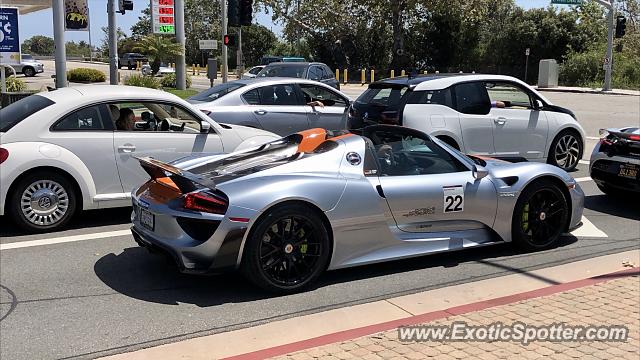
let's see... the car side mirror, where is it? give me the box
[200,121,211,133]
[472,165,489,181]
[535,99,544,110]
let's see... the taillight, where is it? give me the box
[0,148,8,164]
[629,134,640,141]
[183,191,228,214]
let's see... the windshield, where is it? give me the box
[257,65,306,78]
[188,82,246,102]
[0,95,55,132]
[356,86,408,107]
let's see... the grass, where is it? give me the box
[165,88,198,99]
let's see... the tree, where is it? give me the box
[133,35,184,74]
[99,26,127,57]
[131,7,151,39]
[66,40,91,57]
[240,24,278,65]
[21,35,55,55]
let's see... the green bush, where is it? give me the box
[124,74,161,89]
[4,76,27,92]
[160,73,192,89]
[66,68,106,83]
[560,46,640,90]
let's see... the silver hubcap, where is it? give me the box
[554,134,580,169]
[21,180,69,226]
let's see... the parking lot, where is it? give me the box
[0,87,638,359]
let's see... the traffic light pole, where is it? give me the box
[107,0,118,85]
[175,0,186,90]
[221,0,228,83]
[604,5,614,91]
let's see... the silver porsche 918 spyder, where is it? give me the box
[130,125,584,293]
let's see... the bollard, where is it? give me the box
[391,70,395,78]
[343,69,348,84]
[371,69,375,83]
[136,61,140,70]
[361,69,366,85]
[435,70,440,74]
[197,65,200,76]
[401,70,405,76]
[336,69,340,81]
[424,70,428,74]
[192,64,196,75]
[117,71,121,84]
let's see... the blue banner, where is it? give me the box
[0,7,20,64]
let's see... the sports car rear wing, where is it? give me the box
[600,128,640,142]
[137,156,216,193]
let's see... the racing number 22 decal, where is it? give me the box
[443,185,464,213]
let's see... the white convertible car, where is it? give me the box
[0,86,279,232]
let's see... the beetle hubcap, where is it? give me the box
[21,180,69,226]
[554,134,580,169]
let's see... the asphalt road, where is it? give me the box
[1,162,639,359]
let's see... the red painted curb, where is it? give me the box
[223,268,639,360]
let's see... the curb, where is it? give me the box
[222,267,640,360]
[536,88,640,96]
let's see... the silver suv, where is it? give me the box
[7,54,44,77]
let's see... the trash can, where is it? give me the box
[538,59,559,88]
[1,92,35,107]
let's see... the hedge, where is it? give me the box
[66,68,106,83]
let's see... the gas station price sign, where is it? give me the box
[151,0,175,34]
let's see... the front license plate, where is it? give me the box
[139,208,155,231]
[618,164,638,179]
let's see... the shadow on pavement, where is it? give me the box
[0,207,132,237]
[585,194,640,221]
[95,236,577,306]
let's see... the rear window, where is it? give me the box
[188,82,246,102]
[258,65,306,78]
[356,86,409,107]
[0,95,55,132]
[406,88,453,107]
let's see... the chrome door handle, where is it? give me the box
[118,144,136,153]
[254,109,267,115]
[494,117,507,126]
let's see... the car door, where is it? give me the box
[485,81,549,160]
[452,81,495,155]
[112,101,223,193]
[242,83,311,136]
[366,127,497,234]
[298,83,349,131]
[49,104,123,197]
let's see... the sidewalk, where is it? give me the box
[267,272,639,360]
[534,86,640,97]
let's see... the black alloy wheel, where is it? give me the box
[241,204,330,293]
[512,180,568,251]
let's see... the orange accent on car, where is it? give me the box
[138,179,182,204]
[297,128,328,153]
[156,176,179,191]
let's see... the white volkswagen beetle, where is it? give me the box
[0,85,279,232]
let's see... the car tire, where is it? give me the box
[511,179,568,252]
[9,171,77,233]
[240,204,331,294]
[22,67,36,77]
[548,130,582,171]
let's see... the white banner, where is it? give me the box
[64,0,90,32]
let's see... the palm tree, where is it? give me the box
[134,35,184,75]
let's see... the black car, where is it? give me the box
[118,53,147,70]
[590,127,640,195]
[256,62,340,90]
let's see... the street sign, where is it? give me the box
[525,48,530,56]
[550,0,583,5]
[0,7,20,65]
[64,0,90,31]
[199,40,218,50]
[151,0,175,34]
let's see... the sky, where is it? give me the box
[13,0,565,47]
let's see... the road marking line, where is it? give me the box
[579,159,590,165]
[568,215,607,238]
[0,229,131,251]
[574,176,592,182]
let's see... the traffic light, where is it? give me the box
[227,0,241,27]
[615,16,626,38]
[118,0,133,15]
[240,0,253,26]
[224,34,236,47]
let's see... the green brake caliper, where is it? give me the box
[522,203,530,233]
